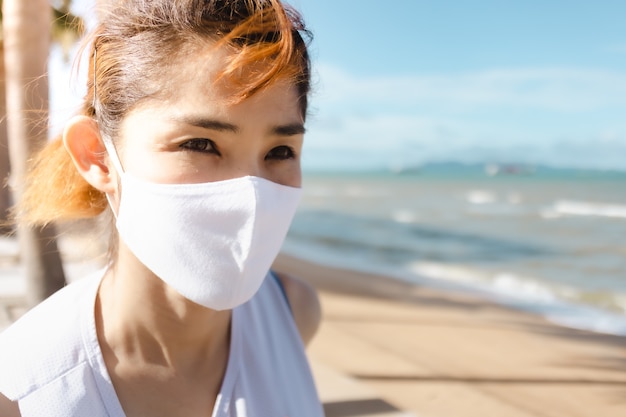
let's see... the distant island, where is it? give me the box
[388,161,626,179]
[304,161,626,179]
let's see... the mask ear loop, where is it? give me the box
[101,136,125,178]
[102,138,124,221]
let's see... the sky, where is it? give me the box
[292,0,626,172]
[51,0,626,172]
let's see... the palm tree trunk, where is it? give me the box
[0,41,13,234]
[3,0,66,306]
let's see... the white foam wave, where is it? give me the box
[409,263,555,302]
[492,273,556,302]
[550,200,626,219]
[410,262,491,284]
[466,190,497,205]
[391,209,418,223]
[408,261,626,336]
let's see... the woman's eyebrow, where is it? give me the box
[273,123,306,136]
[171,116,304,136]
[174,116,239,133]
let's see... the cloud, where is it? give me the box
[303,64,626,171]
[313,64,626,113]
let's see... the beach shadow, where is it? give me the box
[503,320,626,381]
[350,374,626,386]
[525,323,626,350]
[323,398,401,417]
[323,315,515,328]
[556,356,626,379]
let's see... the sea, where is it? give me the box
[282,163,626,336]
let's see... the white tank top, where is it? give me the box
[0,270,323,417]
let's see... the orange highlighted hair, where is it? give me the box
[18,0,311,226]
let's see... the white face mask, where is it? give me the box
[103,139,302,311]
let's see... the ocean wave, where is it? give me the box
[546,200,626,219]
[464,190,524,205]
[408,262,559,303]
[464,190,529,217]
[465,190,497,204]
[492,272,557,302]
[290,210,550,263]
[407,261,626,335]
[391,209,418,223]
[283,238,626,336]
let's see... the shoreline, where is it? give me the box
[273,252,626,417]
[274,252,626,339]
[278,248,626,337]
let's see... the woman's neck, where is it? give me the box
[96,245,231,374]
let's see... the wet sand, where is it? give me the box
[273,253,626,417]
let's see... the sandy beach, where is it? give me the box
[273,253,626,417]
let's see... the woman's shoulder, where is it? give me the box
[0,272,102,401]
[272,271,321,346]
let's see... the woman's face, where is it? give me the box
[112,53,304,188]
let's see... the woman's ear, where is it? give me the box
[63,115,117,194]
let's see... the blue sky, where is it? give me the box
[52,1,626,172]
[291,0,626,171]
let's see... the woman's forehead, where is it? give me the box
[121,78,302,132]
[158,43,277,103]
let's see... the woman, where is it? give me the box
[0,0,323,415]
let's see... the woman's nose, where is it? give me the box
[230,158,267,180]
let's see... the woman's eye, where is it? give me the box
[265,145,295,161]
[180,138,220,155]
